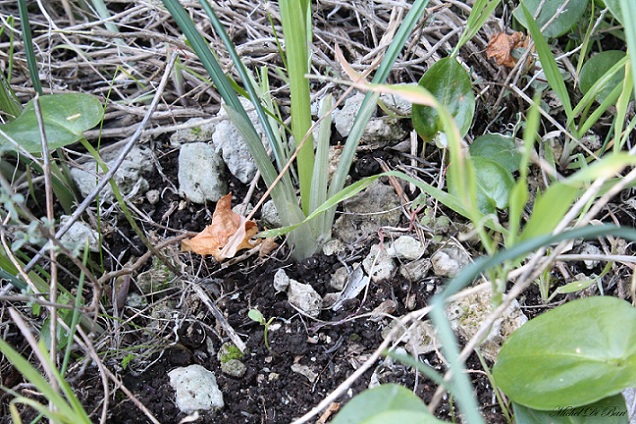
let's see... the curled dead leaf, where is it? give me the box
[486,31,528,68]
[182,193,260,261]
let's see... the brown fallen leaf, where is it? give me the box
[181,193,260,261]
[486,31,527,68]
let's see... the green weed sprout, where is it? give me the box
[248,308,275,352]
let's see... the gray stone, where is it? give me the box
[178,142,226,203]
[291,363,318,383]
[322,239,345,256]
[169,118,216,146]
[220,359,246,378]
[361,117,407,149]
[261,200,281,228]
[273,269,290,293]
[431,246,470,277]
[329,266,349,291]
[59,216,99,253]
[70,146,153,202]
[333,93,366,138]
[363,244,396,282]
[447,289,528,362]
[212,98,267,184]
[399,258,431,281]
[388,236,425,260]
[168,364,224,414]
[287,279,323,317]
[333,180,402,244]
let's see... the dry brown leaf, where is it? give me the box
[486,31,527,68]
[181,193,260,261]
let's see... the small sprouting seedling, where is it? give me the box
[248,308,275,351]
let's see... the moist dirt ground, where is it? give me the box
[1,1,635,424]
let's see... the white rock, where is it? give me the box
[273,269,290,293]
[287,279,323,317]
[70,146,153,202]
[363,244,396,282]
[447,289,528,362]
[168,364,224,414]
[178,142,227,203]
[388,236,425,260]
[212,98,267,184]
[431,246,470,277]
[579,243,601,269]
[59,216,99,252]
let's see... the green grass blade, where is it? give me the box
[0,71,21,120]
[195,0,289,176]
[619,0,636,99]
[0,338,83,421]
[309,94,332,235]
[279,0,314,215]
[520,2,573,120]
[452,0,502,57]
[327,0,431,226]
[17,0,42,95]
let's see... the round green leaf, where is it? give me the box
[0,93,103,153]
[469,134,522,173]
[331,384,443,424]
[512,394,628,424]
[472,156,515,214]
[412,57,475,141]
[579,51,627,103]
[513,0,590,38]
[493,297,636,411]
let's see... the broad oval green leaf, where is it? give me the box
[493,296,636,411]
[512,394,628,424]
[579,51,626,103]
[469,134,522,173]
[513,0,590,38]
[331,383,445,424]
[412,57,475,142]
[0,93,103,153]
[472,156,514,214]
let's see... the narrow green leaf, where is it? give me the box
[327,0,430,229]
[453,0,502,56]
[493,297,636,410]
[520,2,573,119]
[279,0,314,214]
[520,183,579,241]
[619,0,636,100]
